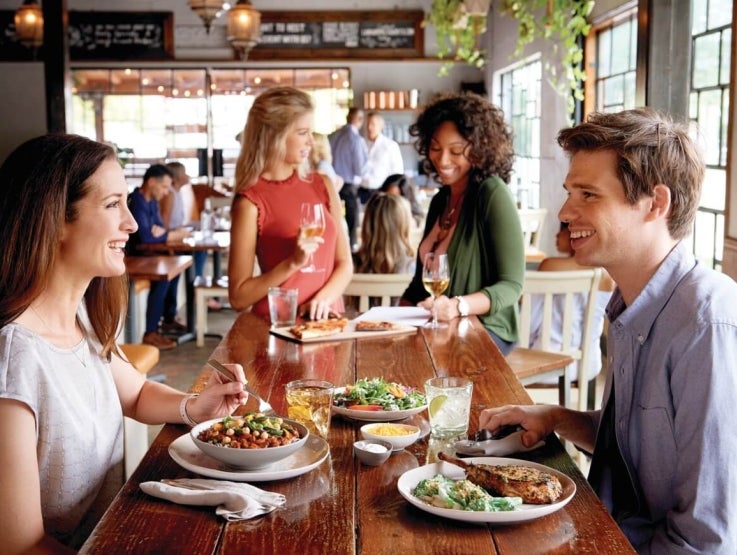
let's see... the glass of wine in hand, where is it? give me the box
[299,202,326,273]
[422,252,450,328]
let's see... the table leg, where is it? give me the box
[125,282,137,343]
[174,265,196,345]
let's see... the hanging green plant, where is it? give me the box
[424,0,488,76]
[499,0,595,116]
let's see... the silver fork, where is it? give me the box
[206,359,276,416]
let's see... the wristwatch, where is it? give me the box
[455,295,470,317]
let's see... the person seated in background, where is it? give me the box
[481,108,737,553]
[308,132,343,193]
[355,192,415,275]
[526,221,616,403]
[163,161,223,311]
[379,173,425,227]
[0,133,248,552]
[128,164,191,350]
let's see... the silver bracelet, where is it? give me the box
[179,393,200,427]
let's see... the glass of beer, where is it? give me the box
[422,252,449,328]
[285,379,334,439]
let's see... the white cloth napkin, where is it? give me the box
[453,430,545,457]
[140,478,286,521]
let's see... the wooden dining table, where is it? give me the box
[133,233,229,343]
[123,255,193,344]
[81,312,634,554]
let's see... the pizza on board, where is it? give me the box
[354,320,400,332]
[289,317,349,340]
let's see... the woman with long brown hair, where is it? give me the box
[0,134,247,553]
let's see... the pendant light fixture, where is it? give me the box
[227,0,261,60]
[188,0,226,33]
[14,0,43,48]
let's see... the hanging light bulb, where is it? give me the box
[14,0,43,48]
[227,0,261,60]
[188,0,226,33]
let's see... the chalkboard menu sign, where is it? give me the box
[68,11,174,61]
[249,10,424,60]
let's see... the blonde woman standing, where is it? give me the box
[228,86,352,321]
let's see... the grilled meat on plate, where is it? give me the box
[438,452,563,504]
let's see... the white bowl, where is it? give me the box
[360,423,421,452]
[191,416,309,470]
[353,439,392,466]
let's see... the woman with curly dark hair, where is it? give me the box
[400,92,525,353]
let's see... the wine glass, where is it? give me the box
[422,252,450,328]
[299,203,326,273]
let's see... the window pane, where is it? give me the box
[597,28,612,77]
[698,89,724,166]
[604,75,625,107]
[692,33,721,88]
[708,0,733,28]
[610,23,630,74]
[720,28,732,85]
[691,0,708,34]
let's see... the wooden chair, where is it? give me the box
[518,208,548,250]
[507,268,602,410]
[343,273,413,312]
[119,343,159,479]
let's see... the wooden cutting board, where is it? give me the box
[269,322,418,343]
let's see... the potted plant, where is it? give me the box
[499,0,594,116]
[424,0,490,75]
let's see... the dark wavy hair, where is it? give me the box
[0,133,127,358]
[410,91,515,186]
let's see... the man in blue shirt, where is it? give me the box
[128,164,190,349]
[480,108,737,554]
[329,107,367,250]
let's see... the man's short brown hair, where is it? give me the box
[557,108,705,240]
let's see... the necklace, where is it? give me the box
[30,305,88,367]
[440,192,465,230]
[430,192,466,253]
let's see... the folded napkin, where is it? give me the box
[140,478,286,521]
[453,430,545,457]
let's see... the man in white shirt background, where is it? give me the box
[358,111,404,205]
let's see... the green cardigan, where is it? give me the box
[403,176,525,342]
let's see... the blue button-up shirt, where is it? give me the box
[593,242,737,554]
[329,124,367,186]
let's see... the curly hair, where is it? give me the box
[410,91,515,186]
[557,108,704,240]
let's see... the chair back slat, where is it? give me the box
[344,273,413,312]
[515,268,603,410]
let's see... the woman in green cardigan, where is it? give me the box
[400,92,525,354]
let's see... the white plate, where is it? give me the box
[397,457,576,523]
[168,433,329,482]
[332,387,427,422]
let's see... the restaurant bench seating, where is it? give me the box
[120,343,159,479]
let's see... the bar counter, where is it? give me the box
[81,312,634,554]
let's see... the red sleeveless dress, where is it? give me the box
[241,171,345,319]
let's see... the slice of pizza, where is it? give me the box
[290,317,349,340]
[354,320,399,332]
